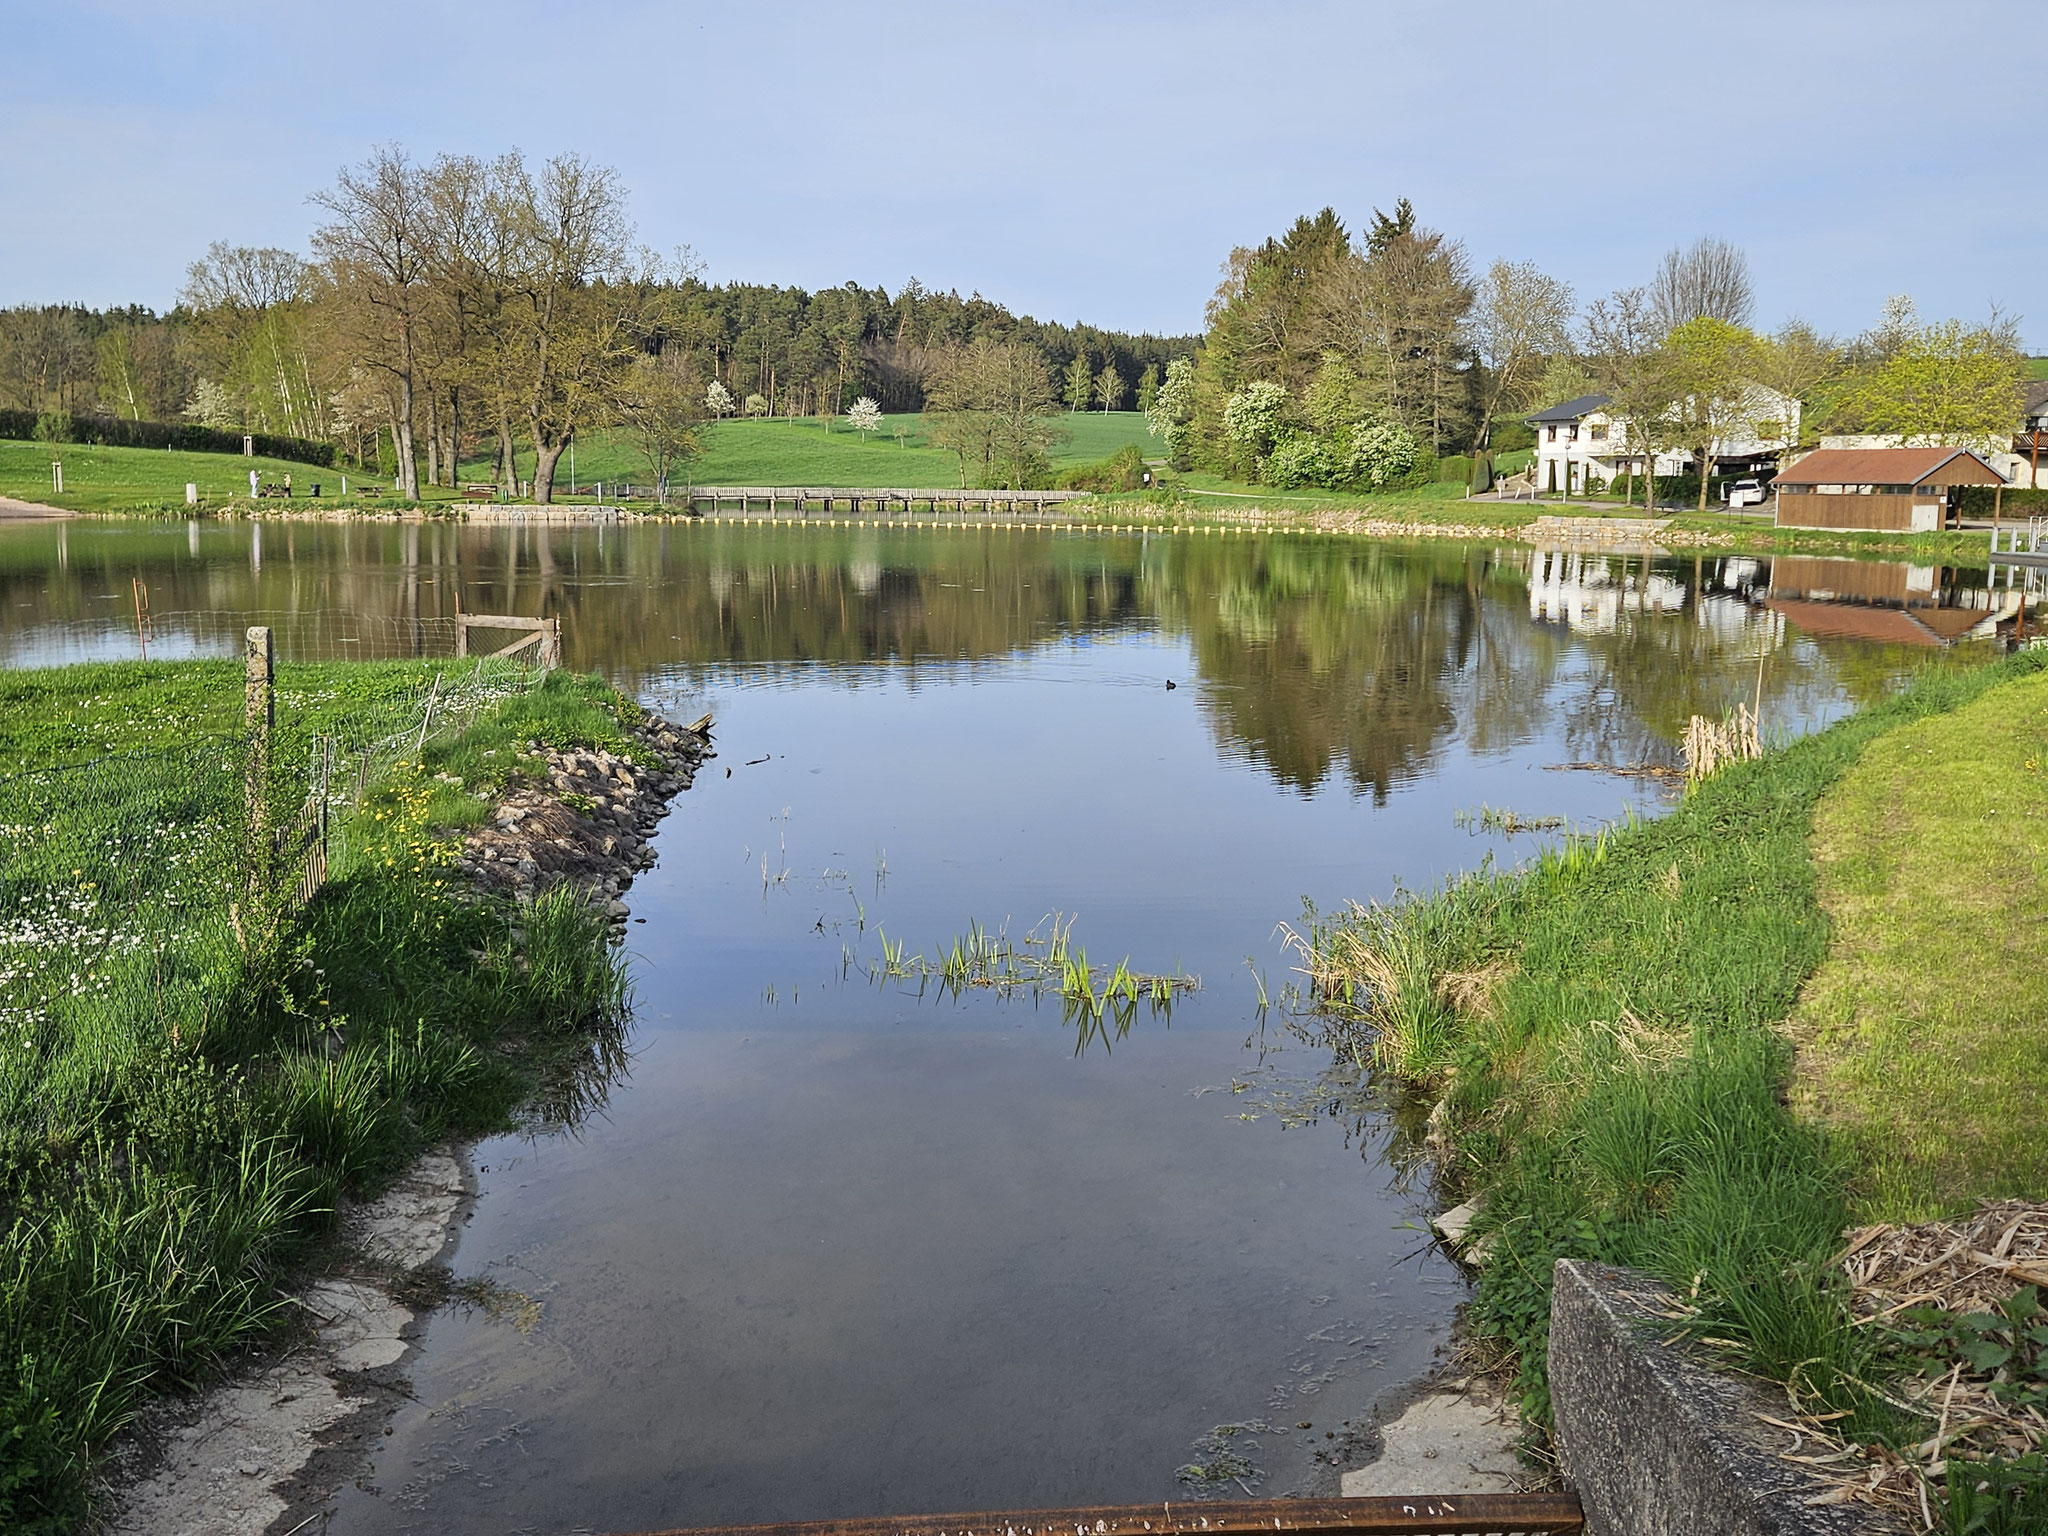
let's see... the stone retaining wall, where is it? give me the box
[1549,1260,1907,1536]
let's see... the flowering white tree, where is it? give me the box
[182,378,238,429]
[847,396,883,440]
[704,379,735,418]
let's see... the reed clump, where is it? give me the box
[869,913,1197,1053]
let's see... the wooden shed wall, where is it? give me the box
[1769,557,1916,603]
[1775,492,1925,532]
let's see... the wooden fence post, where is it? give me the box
[245,625,274,889]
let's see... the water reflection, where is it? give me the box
[1,521,2012,810]
[1766,554,2037,647]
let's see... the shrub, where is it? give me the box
[1263,431,1335,489]
[1338,420,1421,489]
[0,408,334,467]
[31,413,73,445]
[1055,443,1148,493]
[1223,381,1288,475]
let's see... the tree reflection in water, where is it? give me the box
[0,520,1952,802]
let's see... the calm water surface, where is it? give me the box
[0,519,2004,1534]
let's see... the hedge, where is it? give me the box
[0,410,335,468]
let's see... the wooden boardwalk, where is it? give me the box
[679,486,1086,517]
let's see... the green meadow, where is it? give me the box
[0,439,352,515]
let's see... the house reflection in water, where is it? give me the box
[1766,557,2030,646]
[1520,546,2043,652]
[1526,548,1687,632]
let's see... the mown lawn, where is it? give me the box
[465,412,1165,491]
[0,438,352,514]
[1789,664,2048,1220]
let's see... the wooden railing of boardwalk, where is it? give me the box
[680,486,1089,518]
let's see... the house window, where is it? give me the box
[1547,426,1557,442]
[1589,425,1607,441]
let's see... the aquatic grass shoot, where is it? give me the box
[862,913,1198,1052]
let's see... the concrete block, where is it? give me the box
[1548,1259,1907,1536]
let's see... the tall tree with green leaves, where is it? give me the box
[1664,316,1762,510]
[1135,363,1159,415]
[1146,355,1197,468]
[1830,305,2024,448]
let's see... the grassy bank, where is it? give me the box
[1292,649,2047,1476]
[7,426,2015,567]
[0,659,648,1531]
[1789,666,2048,1221]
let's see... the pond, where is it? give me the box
[0,518,2019,1534]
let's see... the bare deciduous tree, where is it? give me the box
[311,147,434,497]
[1472,259,1573,449]
[924,337,1061,489]
[1650,237,1754,337]
[1584,286,1676,510]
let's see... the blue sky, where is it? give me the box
[8,0,2043,346]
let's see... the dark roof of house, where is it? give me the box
[2023,380,2048,420]
[1525,394,1611,424]
[1775,446,2004,487]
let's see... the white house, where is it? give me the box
[1527,386,1800,496]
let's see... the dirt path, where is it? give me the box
[0,495,71,518]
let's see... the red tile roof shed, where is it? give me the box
[1776,447,2004,487]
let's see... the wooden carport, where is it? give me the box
[1773,446,2005,533]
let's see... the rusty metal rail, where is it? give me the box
[622,1493,1585,1536]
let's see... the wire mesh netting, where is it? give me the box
[0,654,548,1118]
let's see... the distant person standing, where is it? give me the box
[249,468,259,500]
[283,473,292,497]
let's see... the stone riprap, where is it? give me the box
[454,711,710,920]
